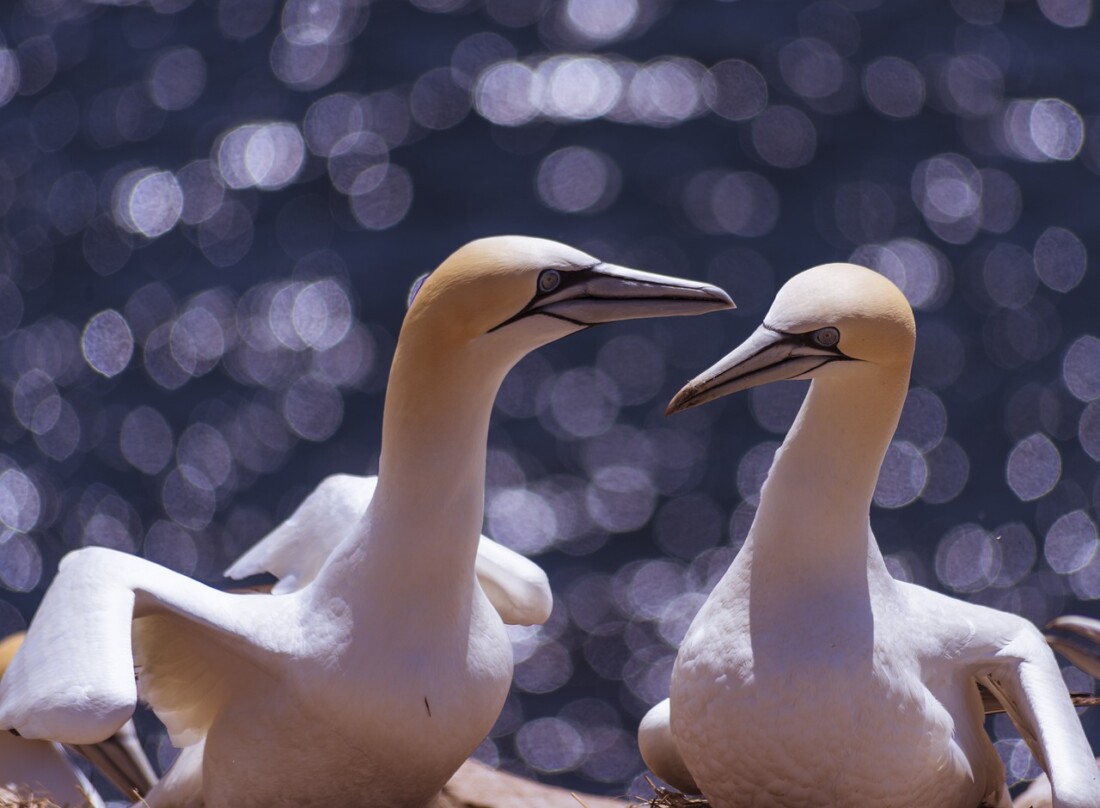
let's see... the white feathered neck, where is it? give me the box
[309,304,527,629]
[743,363,910,601]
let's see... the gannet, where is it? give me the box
[640,263,1100,808]
[0,632,156,807]
[225,474,553,626]
[0,236,732,808]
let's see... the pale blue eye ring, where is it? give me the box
[538,269,561,293]
[814,327,840,347]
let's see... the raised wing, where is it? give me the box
[3,630,158,800]
[474,535,552,626]
[1012,616,1100,808]
[979,621,1100,807]
[225,473,552,625]
[225,474,377,593]
[0,547,291,747]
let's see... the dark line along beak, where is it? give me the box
[1046,616,1100,679]
[666,324,851,415]
[490,263,733,333]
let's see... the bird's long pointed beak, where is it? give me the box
[531,263,733,325]
[666,324,840,415]
[1047,615,1100,678]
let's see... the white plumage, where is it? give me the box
[0,631,156,808]
[1011,616,1100,808]
[640,263,1100,808]
[225,473,553,626]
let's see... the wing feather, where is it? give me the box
[225,473,552,625]
[225,474,376,593]
[0,547,290,747]
[982,624,1100,807]
[474,537,552,626]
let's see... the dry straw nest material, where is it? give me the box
[637,782,710,807]
[0,786,67,808]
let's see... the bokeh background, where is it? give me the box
[0,0,1099,801]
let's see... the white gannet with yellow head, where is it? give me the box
[0,236,731,808]
[640,263,1100,808]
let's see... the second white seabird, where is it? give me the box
[640,263,1100,808]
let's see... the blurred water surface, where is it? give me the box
[0,0,1099,799]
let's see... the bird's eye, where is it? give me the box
[538,269,561,293]
[813,327,840,347]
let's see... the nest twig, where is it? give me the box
[634,777,710,807]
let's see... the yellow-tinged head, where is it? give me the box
[765,263,915,367]
[668,263,914,413]
[401,236,733,349]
